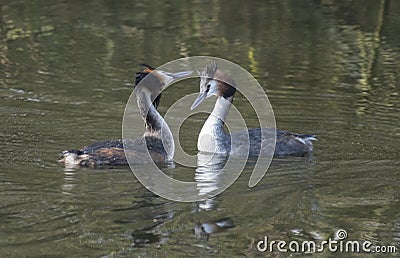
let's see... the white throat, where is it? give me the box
[197,96,231,155]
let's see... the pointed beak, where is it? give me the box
[153,70,192,87]
[191,91,207,110]
[169,70,193,79]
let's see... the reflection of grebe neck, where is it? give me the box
[198,96,232,155]
[136,90,174,160]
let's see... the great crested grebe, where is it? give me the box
[191,61,316,158]
[59,64,192,167]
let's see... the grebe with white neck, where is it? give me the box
[59,65,192,167]
[191,61,316,158]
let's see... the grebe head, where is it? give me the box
[191,61,236,110]
[135,64,192,104]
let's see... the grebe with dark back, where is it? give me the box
[59,65,192,167]
[191,61,316,158]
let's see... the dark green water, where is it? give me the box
[1,0,399,256]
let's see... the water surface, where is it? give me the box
[1,0,399,256]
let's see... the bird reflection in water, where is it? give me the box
[194,150,246,211]
[194,217,235,241]
[193,153,237,240]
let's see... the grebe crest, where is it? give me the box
[191,61,236,110]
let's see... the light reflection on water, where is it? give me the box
[1,0,399,256]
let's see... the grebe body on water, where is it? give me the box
[191,61,316,158]
[59,65,192,167]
